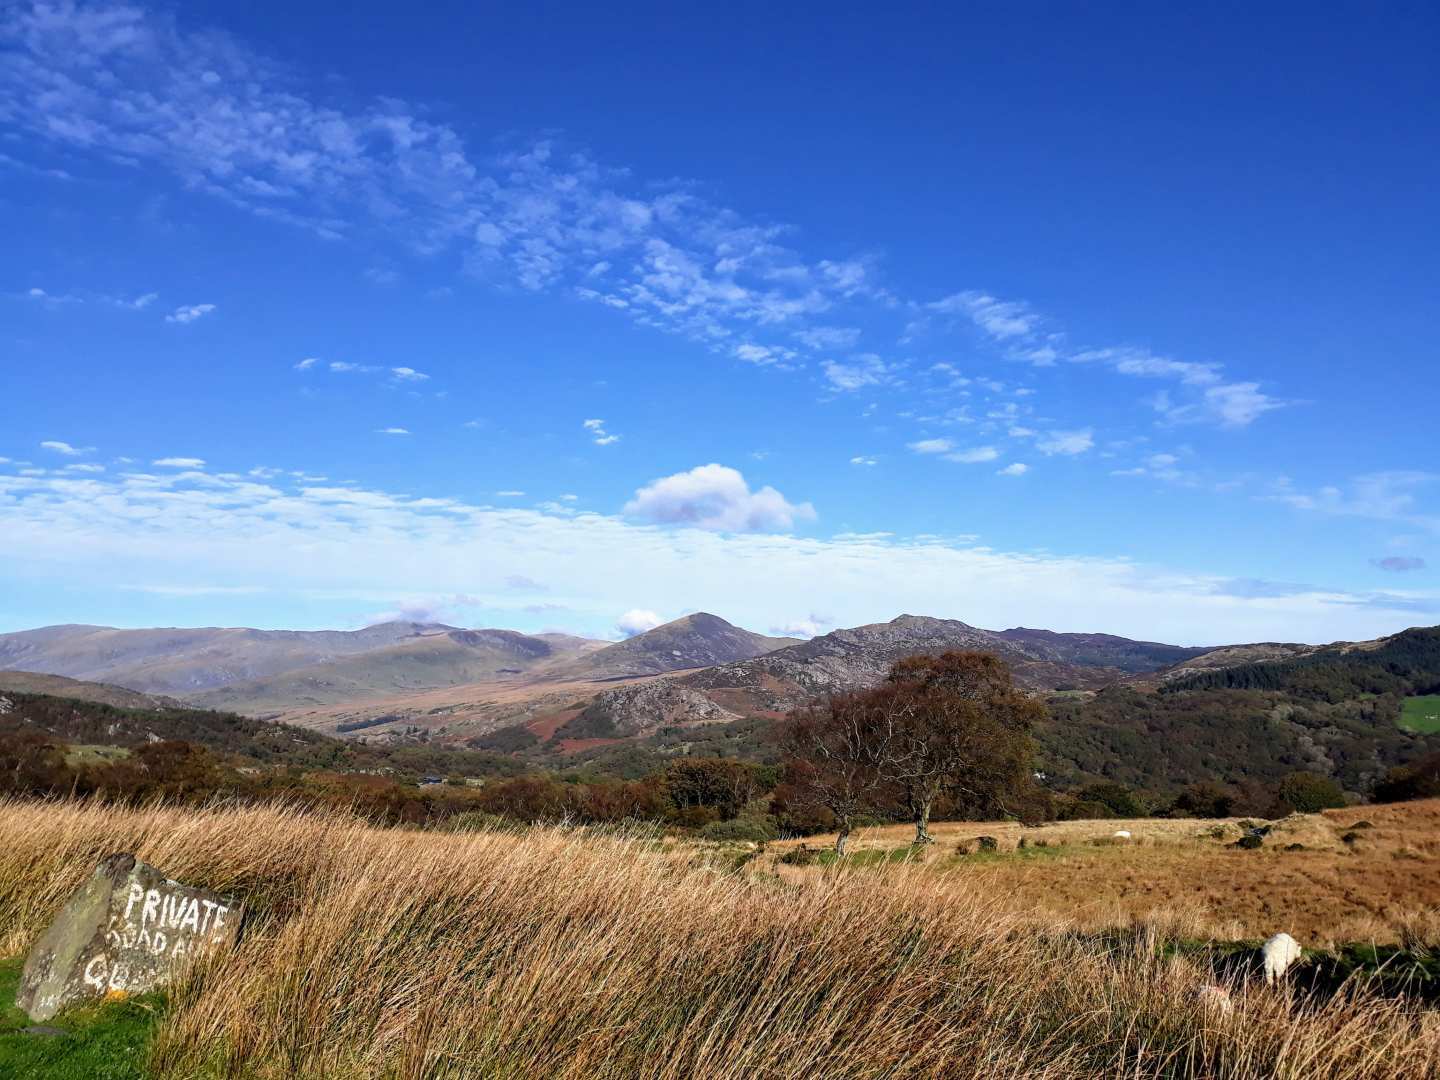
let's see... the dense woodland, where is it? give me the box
[1164,627,1440,700]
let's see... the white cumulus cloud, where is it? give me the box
[624,464,816,533]
[614,609,665,637]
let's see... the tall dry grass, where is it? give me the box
[1,798,1436,1079]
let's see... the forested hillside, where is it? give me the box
[1164,627,1440,700]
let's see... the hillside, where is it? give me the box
[0,670,183,710]
[1149,642,1319,683]
[1163,626,1440,699]
[495,620,1440,799]
[0,621,469,695]
[188,629,601,715]
[0,687,337,764]
[557,613,798,680]
[558,615,1212,741]
[0,686,525,783]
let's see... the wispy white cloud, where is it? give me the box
[733,343,796,366]
[0,0,1289,465]
[929,290,1039,340]
[152,456,205,468]
[23,286,81,305]
[850,455,878,467]
[624,464,815,533]
[40,440,92,456]
[108,291,159,310]
[944,446,1000,464]
[165,303,216,324]
[1111,452,1190,484]
[0,461,1428,642]
[821,354,891,391]
[935,289,1285,429]
[1266,472,1440,534]
[1036,429,1095,456]
[376,427,410,436]
[997,463,1029,477]
[908,438,954,455]
[793,326,861,350]
[1150,382,1286,428]
[301,359,432,388]
[582,418,620,446]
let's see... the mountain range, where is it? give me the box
[3,614,1437,796]
[0,611,1299,745]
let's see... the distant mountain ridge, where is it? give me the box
[555,615,1214,741]
[0,621,465,694]
[0,614,796,717]
[187,628,605,714]
[3,614,1402,754]
[561,613,799,680]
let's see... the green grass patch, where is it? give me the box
[0,957,162,1079]
[1400,695,1440,733]
[959,842,1073,864]
[62,744,132,767]
[816,847,921,868]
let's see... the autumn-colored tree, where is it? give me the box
[664,757,762,820]
[777,690,902,855]
[883,652,1043,844]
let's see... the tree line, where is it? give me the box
[4,650,1434,834]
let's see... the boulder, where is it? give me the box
[17,853,241,1021]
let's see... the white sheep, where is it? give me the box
[1112,830,1132,839]
[1261,932,1302,983]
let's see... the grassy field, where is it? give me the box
[0,957,160,1079]
[1402,695,1440,733]
[763,802,1440,945]
[0,800,1437,1078]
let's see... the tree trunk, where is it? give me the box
[835,821,851,857]
[913,800,934,845]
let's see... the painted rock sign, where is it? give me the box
[17,853,241,1021]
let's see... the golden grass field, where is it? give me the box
[761,800,1440,946]
[2,798,1438,1078]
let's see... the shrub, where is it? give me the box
[1375,754,1440,803]
[697,818,777,844]
[1055,798,1115,821]
[1273,772,1346,814]
[1171,781,1236,819]
[776,845,816,866]
[1075,782,1149,818]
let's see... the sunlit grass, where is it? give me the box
[0,799,1435,1079]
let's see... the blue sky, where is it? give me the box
[1,1,1437,644]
